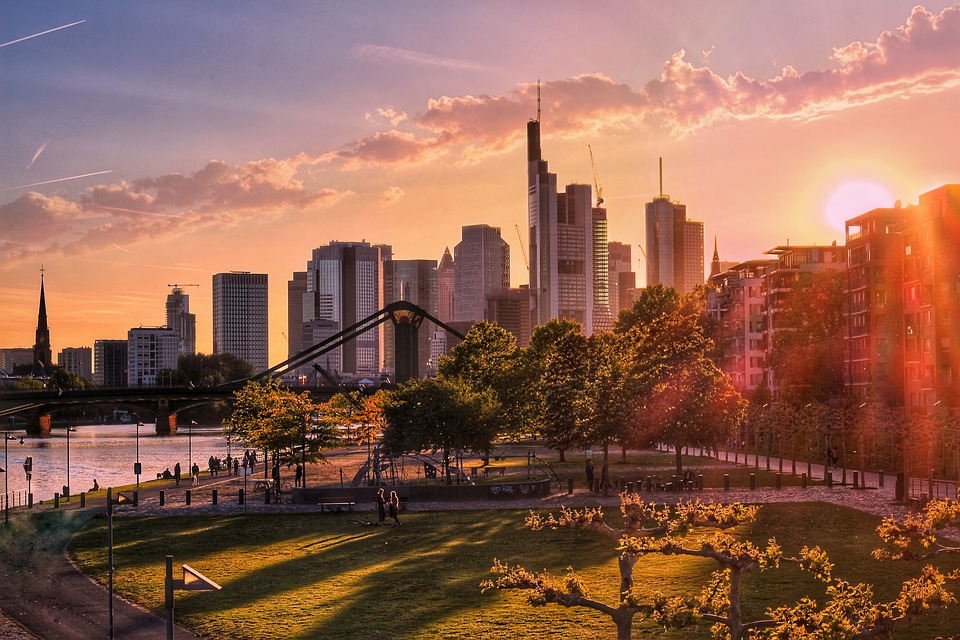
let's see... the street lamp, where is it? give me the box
[4,433,16,525]
[136,422,144,489]
[189,420,197,474]
[66,427,77,500]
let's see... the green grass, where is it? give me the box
[68,502,960,639]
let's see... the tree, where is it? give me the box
[541,331,589,462]
[439,321,536,439]
[224,378,331,467]
[164,352,255,388]
[49,367,92,390]
[767,269,846,403]
[525,318,584,442]
[614,284,684,334]
[584,331,634,478]
[382,376,500,484]
[484,495,956,640]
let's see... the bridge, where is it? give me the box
[1,301,465,435]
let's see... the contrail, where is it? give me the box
[0,20,86,48]
[26,140,50,169]
[1,170,113,192]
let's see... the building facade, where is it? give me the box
[383,258,439,376]
[437,247,455,324]
[453,224,510,323]
[212,272,269,371]
[127,327,179,387]
[645,194,704,295]
[94,339,128,388]
[57,347,92,379]
[608,241,636,324]
[165,286,197,357]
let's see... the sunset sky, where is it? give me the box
[2,1,959,368]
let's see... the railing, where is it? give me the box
[2,490,29,510]
[908,476,958,502]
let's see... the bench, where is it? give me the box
[253,479,275,491]
[483,466,506,477]
[319,497,356,512]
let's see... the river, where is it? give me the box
[1,422,238,502]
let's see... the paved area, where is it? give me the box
[0,446,951,639]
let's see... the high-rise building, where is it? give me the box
[94,339,128,387]
[127,327,179,387]
[453,224,510,323]
[33,271,52,376]
[608,241,636,324]
[287,271,308,360]
[301,242,387,376]
[58,347,92,379]
[486,286,532,347]
[644,163,704,294]
[212,272,269,371]
[527,113,594,333]
[383,259,439,376]
[437,248,455,324]
[592,207,612,333]
[165,285,197,357]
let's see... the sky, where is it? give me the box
[2,1,959,368]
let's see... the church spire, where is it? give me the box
[709,236,722,278]
[33,266,52,375]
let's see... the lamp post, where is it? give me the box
[66,427,77,499]
[189,420,197,474]
[4,434,16,525]
[136,422,144,489]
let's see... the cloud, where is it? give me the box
[378,186,405,207]
[1,157,350,262]
[325,4,960,167]
[354,44,489,71]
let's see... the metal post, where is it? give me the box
[136,422,142,489]
[165,555,174,640]
[4,434,15,525]
[108,487,114,639]
[66,427,76,499]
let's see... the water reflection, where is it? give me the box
[2,423,233,501]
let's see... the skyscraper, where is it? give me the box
[592,206,612,333]
[165,285,197,357]
[212,272,269,371]
[437,248,455,324]
[608,241,636,322]
[644,161,704,294]
[453,224,510,323]
[527,113,594,333]
[287,271,308,361]
[301,241,387,376]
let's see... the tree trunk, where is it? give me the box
[728,565,744,640]
[444,448,452,485]
[558,448,566,463]
[675,443,683,475]
[613,611,634,640]
[602,441,610,493]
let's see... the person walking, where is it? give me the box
[388,491,401,526]
[585,458,595,492]
[295,463,303,488]
[174,462,181,487]
[376,488,386,525]
[191,462,200,487]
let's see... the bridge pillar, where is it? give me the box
[390,307,424,384]
[155,398,178,434]
[25,413,52,436]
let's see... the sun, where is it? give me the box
[823,181,894,233]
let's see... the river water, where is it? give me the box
[1,423,237,502]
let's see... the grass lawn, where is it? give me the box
[69,502,960,639]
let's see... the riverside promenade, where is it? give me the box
[0,445,944,640]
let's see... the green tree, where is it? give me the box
[584,331,634,479]
[49,367,92,390]
[224,378,331,469]
[484,495,955,640]
[439,321,535,438]
[767,269,846,403]
[382,376,499,484]
[525,319,584,440]
[541,331,589,462]
[163,352,255,387]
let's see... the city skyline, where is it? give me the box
[2,2,959,366]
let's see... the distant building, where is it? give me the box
[591,207,612,333]
[57,347,92,379]
[453,224,510,324]
[0,348,34,374]
[127,328,179,387]
[33,271,53,376]
[486,286,531,347]
[645,163,704,295]
[607,241,636,324]
[300,242,387,377]
[527,113,595,333]
[437,248,455,324]
[165,286,197,357]
[94,340,128,388]
[287,271,308,361]
[212,272,269,371]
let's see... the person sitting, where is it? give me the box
[161,468,173,479]
[90,479,100,492]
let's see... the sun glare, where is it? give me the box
[823,181,894,233]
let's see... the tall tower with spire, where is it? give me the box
[710,236,722,278]
[33,267,52,375]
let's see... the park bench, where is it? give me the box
[319,496,356,512]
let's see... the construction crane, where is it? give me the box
[514,224,529,270]
[167,283,199,294]
[588,145,603,207]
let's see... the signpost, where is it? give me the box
[165,555,221,640]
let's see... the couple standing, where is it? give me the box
[376,488,401,526]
